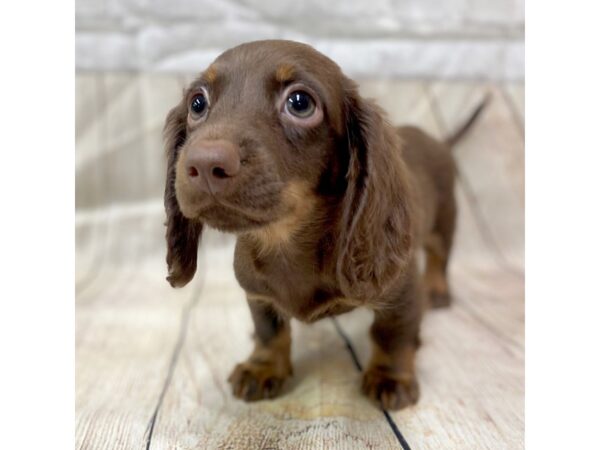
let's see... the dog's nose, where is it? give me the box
[185,140,241,194]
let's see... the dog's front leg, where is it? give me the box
[362,272,423,410]
[228,296,292,401]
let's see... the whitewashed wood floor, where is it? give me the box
[75,74,524,450]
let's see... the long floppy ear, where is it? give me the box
[164,98,203,288]
[336,81,414,300]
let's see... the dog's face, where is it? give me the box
[164,40,414,301]
[170,40,348,233]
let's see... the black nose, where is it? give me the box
[185,140,241,194]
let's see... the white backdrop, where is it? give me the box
[76,0,524,80]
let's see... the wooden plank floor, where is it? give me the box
[76,74,524,449]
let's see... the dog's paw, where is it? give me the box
[228,360,291,402]
[362,368,420,410]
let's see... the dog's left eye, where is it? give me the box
[190,93,208,117]
[286,91,316,118]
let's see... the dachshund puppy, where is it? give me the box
[163,40,486,410]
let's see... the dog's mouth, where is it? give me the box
[177,179,315,236]
[194,200,282,233]
[177,181,286,233]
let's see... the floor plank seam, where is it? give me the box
[143,280,204,450]
[331,317,363,372]
[330,317,412,450]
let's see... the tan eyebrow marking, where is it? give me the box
[203,65,218,83]
[275,63,295,83]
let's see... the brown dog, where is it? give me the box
[163,40,487,410]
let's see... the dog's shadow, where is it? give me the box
[280,310,373,398]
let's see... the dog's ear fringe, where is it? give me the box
[164,99,203,288]
[336,79,414,300]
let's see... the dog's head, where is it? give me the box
[164,40,413,299]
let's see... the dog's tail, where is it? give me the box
[444,93,491,148]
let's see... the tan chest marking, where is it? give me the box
[248,181,318,255]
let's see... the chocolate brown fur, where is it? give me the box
[163,40,487,410]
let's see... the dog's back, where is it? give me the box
[399,126,457,242]
[397,98,487,307]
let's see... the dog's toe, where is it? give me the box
[228,360,290,402]
[362,368,420,410]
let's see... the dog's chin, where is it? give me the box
[201,208,274,233]
[184,203,279,234]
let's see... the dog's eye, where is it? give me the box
[286,91,315,118]
[190,93,208,116]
